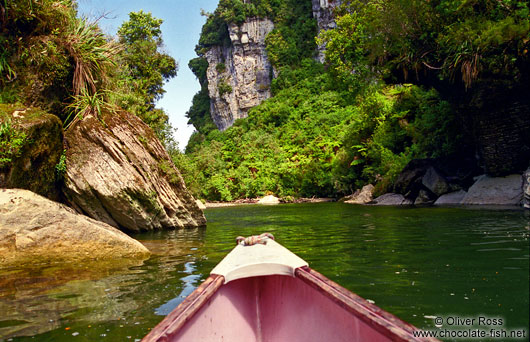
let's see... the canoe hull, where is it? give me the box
[143,267,438,342]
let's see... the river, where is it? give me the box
[0,204,528,341]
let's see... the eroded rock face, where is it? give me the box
[206,18,274,131]
[312,0,343,62]
[372,193,413,206]
[0,106,63,201]
[63,110,206,231]
[0,189,149,266]
[434,190,467,205]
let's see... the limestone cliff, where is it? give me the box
[63,110,206,232]
[206,18,274,131]
[204,3,341,131]
[312,0,342,62]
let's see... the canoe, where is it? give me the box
[143,234,439,342]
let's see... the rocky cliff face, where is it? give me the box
[205,3,341,131]
[312,0,342,62]
[63,110,206,232]
[206,18,274,131]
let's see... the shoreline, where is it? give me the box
[205,197,336,208]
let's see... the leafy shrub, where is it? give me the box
[216,62,227,73]
[218,80,233,96]
[177,60,461,200]
[0,120,28,168]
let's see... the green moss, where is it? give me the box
[159,160,180,186]
[0,105,64,200]
[130,190,163,216]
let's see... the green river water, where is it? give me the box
[0,204,529,341]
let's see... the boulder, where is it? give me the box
[414,189,436,206]
[434,190,467,205]
[461,174,523,205]
[422,167,450,197]
[523,168,530,209]
[0,189,150,266]
[372,193,413,206]
[393,159,432,198]
[345,184,374,204]
[63,110,206,231]
[258,195,280,205]
[0,105,63,201]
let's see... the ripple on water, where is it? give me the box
[0,204,528,341]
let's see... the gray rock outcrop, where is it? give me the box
[206,18,274,130]
[345,184,374,204]
[461,174,523,205]
[422,167,450,197]
[414,189,436,206]
[372,193,413,206]
[523,168,530,209]
[0,189,150,266]
[434,190,467,205]
[312,0,343,62]
[63,110,206,232]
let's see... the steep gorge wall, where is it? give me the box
[312,0,342,62]
[205,2,342,131]
[206,18,274,131]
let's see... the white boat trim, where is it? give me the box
[210,239,309,283]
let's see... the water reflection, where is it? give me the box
[0,205,528,342]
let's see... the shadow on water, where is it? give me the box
[0,204,528,341]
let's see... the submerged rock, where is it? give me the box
[461,174,523,205]
[63,110,206,231]
[0,105,63,201]
[372,193,413,206]
[345,184,374,204]
[0,189,150,266]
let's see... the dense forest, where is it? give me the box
[177,0,530,201]
[1,0,529,203]
[0,0,178,152]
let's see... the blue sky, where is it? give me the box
[77,0,219,149]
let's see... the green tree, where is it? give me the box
[319,0,530,89]
[115,11,178,144]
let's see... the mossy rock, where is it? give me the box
[63,109,206,231]
[0,104,64,201]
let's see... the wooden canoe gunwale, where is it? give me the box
[142,274,224,342]
[295,266,439,342]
